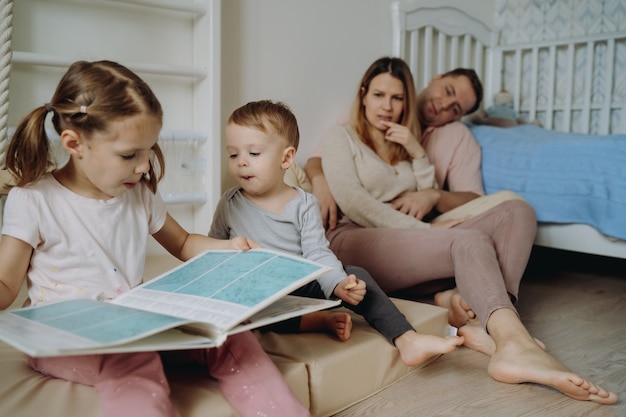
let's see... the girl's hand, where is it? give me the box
[334,274,366,305]
[380,121,426,159]
[230,236,261,250]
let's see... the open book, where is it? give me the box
[0,248,339,357]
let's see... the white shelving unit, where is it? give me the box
[9,0,221,235]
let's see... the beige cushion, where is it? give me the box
[258,298,447,417]
[0,256,448,417]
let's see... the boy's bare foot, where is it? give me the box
[394,331,464,367]
[487,309,618,405]
[300,310,353,341]
[325,311,352,341]
[459,320,546,356]
[434,288,476,328]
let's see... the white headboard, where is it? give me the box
[391,2,495,98]
[391,0,626,135]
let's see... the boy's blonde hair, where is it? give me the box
[228,100,299,149]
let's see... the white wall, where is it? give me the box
[10,0,495,197]
[6,0,494,238]
[220,0,493,190]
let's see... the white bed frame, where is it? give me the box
[391,0,626,259]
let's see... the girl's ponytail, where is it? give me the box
[5,105,55,187]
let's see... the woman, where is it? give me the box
[319,56,617,405]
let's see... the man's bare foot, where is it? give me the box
[488,339,618,404]
[394,331,464,366]
[299,310,353,341]
[459,320,546,356]
[434,288,476,328]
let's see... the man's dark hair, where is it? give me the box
[441,68,483,115]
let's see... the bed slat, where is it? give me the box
[622,101,626,133]
[462,34,472,68]
[449,35,459,69]
[513,49,522,114]
[545,45,556,130]
[563,44,575,132]
[529,47,539,121]
[601,39,615,135]
[408,30,419,86]
[581,41,594,134]
[437,31,446,74]
[473,41,484,83]
[423,26,433,88]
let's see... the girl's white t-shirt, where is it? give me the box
[2,174,167,306]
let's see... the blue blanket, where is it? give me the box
[469,124,626,240]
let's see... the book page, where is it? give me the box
[228,295,341,334]
[113,249,330,333]
[0,299,195,357]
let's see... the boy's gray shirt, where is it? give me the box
[209,186,345,299]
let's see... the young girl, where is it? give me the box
[0,60,310,417]
[209,100,463,366]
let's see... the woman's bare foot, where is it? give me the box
[459,320,546,356]
[434,288,476,328]
[488,339,618,404]
[487,309,618,404]
[394,331,464,366]
[299,310,353,341]
[458,320,496,355]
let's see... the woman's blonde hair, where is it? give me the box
[349,57,419,165]
[6,60,165,192]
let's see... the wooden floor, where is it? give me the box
[332,247,626,417]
